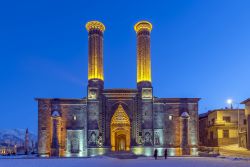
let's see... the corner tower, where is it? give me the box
[134,21,152,88]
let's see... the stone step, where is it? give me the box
[106,151,139,159]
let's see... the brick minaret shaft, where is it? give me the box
[85,21,105,147]
[134,21,153,88]
[86,21,105,88]
[135,21,154,146]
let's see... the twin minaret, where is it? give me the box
[134,21,153,87]
[85,20,152,87]
[85,21,105,83]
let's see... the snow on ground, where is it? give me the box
[220,144,250,158]
[0,157,249,167]
[222,144,249,152]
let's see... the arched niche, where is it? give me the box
[110,104,131,151]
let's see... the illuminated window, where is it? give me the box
[73,115,77,121]
[51,110,60,117]
[169,115,173,120]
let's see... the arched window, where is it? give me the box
[51,110,60,117]
[181,112,190,118]
[73,114,77,121]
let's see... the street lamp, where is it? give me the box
[227,99,233,109]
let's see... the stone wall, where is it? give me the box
[153,99,199,152]
[37,99,52,157]
[37,96,199,157]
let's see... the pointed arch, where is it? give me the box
[111,104,130,125]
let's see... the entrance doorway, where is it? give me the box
[116,134,126,151]
[110,104,130,151]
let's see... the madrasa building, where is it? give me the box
[36,20,200,157]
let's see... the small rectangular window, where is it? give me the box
[169,115,173,120]
[223,116,231,122]
[223,130,229,138]
[244,119,247,125]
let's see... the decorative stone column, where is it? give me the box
[181,112,190,155]
[51,119,59,156]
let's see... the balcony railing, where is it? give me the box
[208,120,238,127]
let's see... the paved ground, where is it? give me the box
[219,144,250,158]
[0,157,249,167]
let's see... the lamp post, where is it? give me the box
[227,99,240,147]
[227,99,233,109]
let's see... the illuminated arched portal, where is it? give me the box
[110,104,130,151]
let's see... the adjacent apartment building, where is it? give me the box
[199,109,247,148]
[241,98,250,149]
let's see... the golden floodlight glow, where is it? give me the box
[134,21,153,33]
[86,21,105,81]
[110,104,130,151]
[135,21,152,83]
[85,21,105,32]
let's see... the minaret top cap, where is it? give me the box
[134,21,153,33]
[86,21,105,32]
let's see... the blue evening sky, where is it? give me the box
[0,0,250,133]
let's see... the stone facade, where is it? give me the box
[36,20,200,157]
